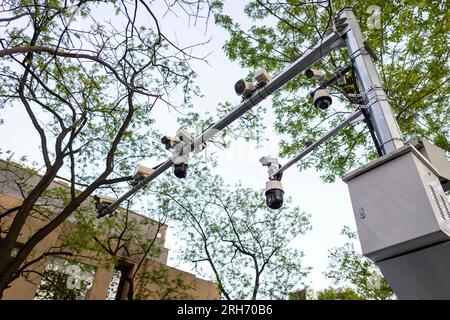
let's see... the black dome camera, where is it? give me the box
[265,180,284,209]
[174,163,188,179]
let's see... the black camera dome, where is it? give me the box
[174,163,188,179]
[265,189,284,209]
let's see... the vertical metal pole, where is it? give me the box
[338,8,404,154]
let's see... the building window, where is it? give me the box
[34,257,95,300]
[105,262,134,300]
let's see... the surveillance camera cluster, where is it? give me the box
[94,67,268,218]
[161,127,205,179]
[306,65,352,111]
[96,62,363,216]
[99,64,360,216]
[258,64,364,210]
[306,68,332,111]
[94,12,391,217]
[312,88,333,110]
[130,164,155,187]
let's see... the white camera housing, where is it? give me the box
[161,135,179,150]
[176,128,194,144]
[96,194,117,204]
[335,66,347,86]
[313,88,332,110]
[255,68,272,86]
[162,127,195,152]
[265,180,284,209]
[266,180,283,192]
[259,156,281,177]
[161,127,199,179]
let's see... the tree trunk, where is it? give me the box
[0,163,63,298]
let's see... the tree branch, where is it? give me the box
[0,45,160,97]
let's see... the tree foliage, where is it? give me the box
[153,164,311,300]
[0,164,197,300]
[324,226,395,300]
[61,204,168,300]
[213,0,449,182]
[134,266,195,300]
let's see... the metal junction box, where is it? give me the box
[343,141,450,299]
[343,143,450,261]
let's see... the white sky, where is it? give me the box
[0,1,359,292]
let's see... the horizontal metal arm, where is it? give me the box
[192,31,344,146]
[270,109,363,179]
[98,31,345,218]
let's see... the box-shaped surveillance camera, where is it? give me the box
[343,144,450,262]
[134,164,155,178]
[176,128,194,144]
[255,68,272,85]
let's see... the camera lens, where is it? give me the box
[305,69,315,78]
[234,79,246,95]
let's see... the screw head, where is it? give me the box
[359,207,366,219]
